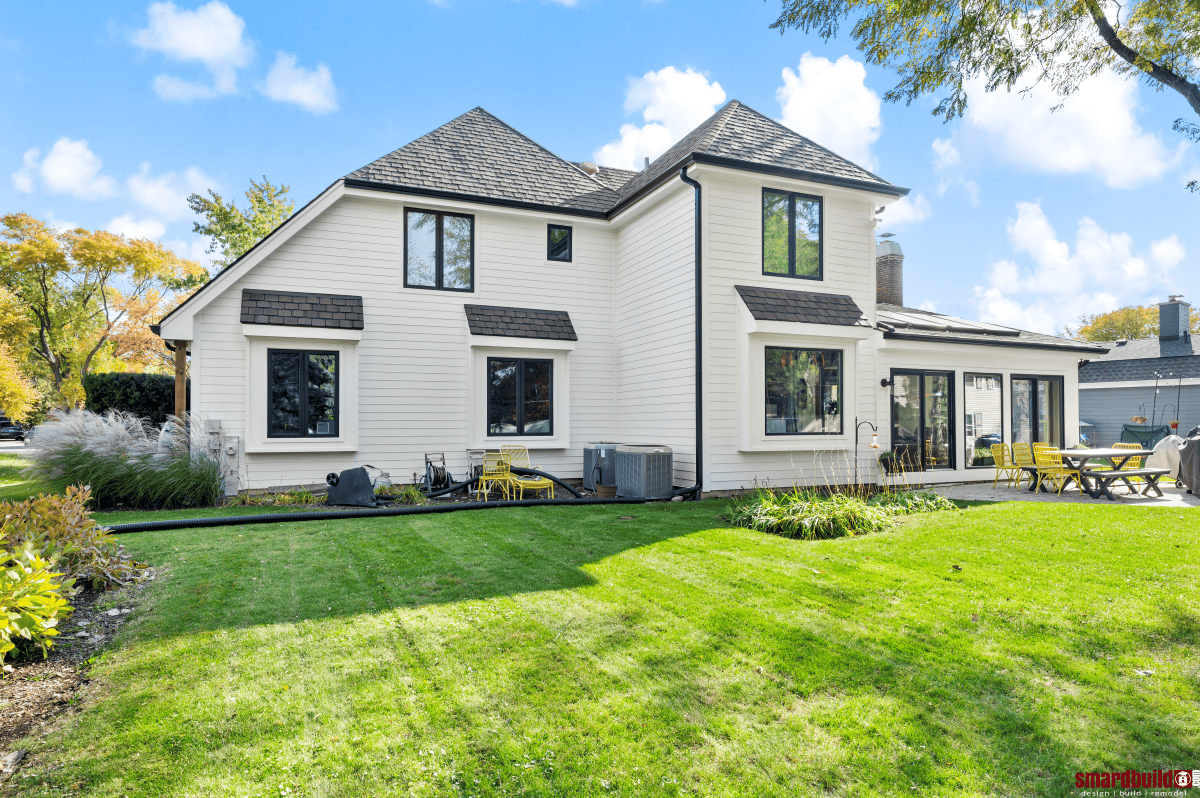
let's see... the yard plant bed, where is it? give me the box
[7,501,1199,796]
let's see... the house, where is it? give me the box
[1079,297,1198,446]
[155,101,1104,495]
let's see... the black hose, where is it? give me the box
[102,496,657,534]
[509,467,582,498]
[425,476,479,498]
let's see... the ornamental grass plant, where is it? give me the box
[723,487,895,539]
[23,410,222,510]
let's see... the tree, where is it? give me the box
[0,342,36,423]
[1066,303,1200,340]
[770,0,1200,151]
[107,290,185,373]
[0,214,205,403]
[189,177,294,269]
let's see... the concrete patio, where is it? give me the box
[934,479,1200,507]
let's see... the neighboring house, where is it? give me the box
[155,101,1104,494]
[1079,297,1199,445]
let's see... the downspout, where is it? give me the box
[677,164,704,499]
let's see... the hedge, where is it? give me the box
[82,373,189,426]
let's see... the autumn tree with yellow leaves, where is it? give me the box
[0,213,206,413]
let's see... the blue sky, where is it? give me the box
[3,0,1196,335]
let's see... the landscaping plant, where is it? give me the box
[0,538,74,667]
[1,485,148,589]
[723,487,894,539]
[376,483,426,505]
[23,409,222,509]
[867,489,957,515]
[227,488,323,507]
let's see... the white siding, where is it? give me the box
[700,168,879,491]
[613,186,698,485]
[193,194,617,489]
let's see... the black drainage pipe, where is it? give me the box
[102,496,657,535]
[424,468,583,499]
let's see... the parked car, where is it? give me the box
[975,432,1002,450]
[0,420,25,441]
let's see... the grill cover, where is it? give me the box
[1179,432,1200,494]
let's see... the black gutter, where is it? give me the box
[678,164,704,500]
[882,331,1110,354]
[343,179,610,219]
[688,153,910,198]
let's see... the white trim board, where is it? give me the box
[1080,377,1200,389]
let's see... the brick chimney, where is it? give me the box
[1159,295,1191,341]
[876,237,903,306]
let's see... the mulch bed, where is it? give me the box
[0,581,151,785]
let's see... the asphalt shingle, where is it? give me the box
[735,284,867,327]
[240,290,364,330]
[464,304,578,341]
[1079,335,1200,382]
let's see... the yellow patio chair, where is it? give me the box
[500,444,555,499]
[1034,446,1079,496]
[1112,442,1145,489]
[1010,442,1035,488]
[990,443,1019,488]
[479,453,516,501]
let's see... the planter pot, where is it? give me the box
[596,484,617,499]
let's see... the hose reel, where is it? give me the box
[423,452,452,492]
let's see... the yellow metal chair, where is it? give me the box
[500,444,555,499]
[478,453,516,500]
[1111,442,1145,489]
[1034,446,1079,496]
[1010,442,1035,488]
[990,443,1019,488]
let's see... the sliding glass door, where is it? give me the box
[964,373,1003,467]
[891,370,954,470]
[1011,376,1064,448]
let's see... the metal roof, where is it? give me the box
[877,303,1106,354]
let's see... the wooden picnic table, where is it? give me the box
[1022,447,1161,501]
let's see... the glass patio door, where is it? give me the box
[891,370,955,470]
[1012,376,1063,448]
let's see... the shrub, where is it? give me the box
[376,483,426,505]
[724,488,893,539]
[0,540,74,666]
[23,409,222,510]
[82,373,189,427]
[1,485,149,589]
[867,490,957,515]
[972,448,996,466]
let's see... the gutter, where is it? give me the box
[677,164,704,499]
[882,330,1109,354]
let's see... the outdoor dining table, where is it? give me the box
[1024,447,1156,500]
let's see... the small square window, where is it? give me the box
[547,225,572,262]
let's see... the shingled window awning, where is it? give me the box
[464,304,578,341]
[735,285,866,327]
[240,290,364,330]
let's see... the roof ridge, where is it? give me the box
[469,107,614,193]
[694,100,741,154]
[731,102,895,187]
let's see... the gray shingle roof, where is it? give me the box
[736,285,867,326]
[464,304,578,341]
[616,101,903,203]
[1079,335,1200,382]
[344,101,905,218]
[877,303,1105,353]
[346,107,619,215]
[240,290,364,330]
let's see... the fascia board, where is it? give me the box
[686,162,901,206]
[468,334,576,352]
[746,318,876,340]
[159,181,348,340]
[341,185,612,228]
[241,325,362,342]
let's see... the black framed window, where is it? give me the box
[268,349,339,438]
[763,189,822,280]
[547,224,572,262]
[890,370,954,470]
[765,347,841,434]
[1011,375,1064,448]
[404,208,474,291]
[488,358,553,436]
[964,372,1003,468]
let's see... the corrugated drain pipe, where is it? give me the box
[676,163,703,500]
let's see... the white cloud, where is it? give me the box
[956,73,1182,189]
[166,237,213,267]
[43,212,79,232]
[594,66,725,170]
[931,137,979,204]
[974,201,1185,333]
[918,300,938,312]
[12,138,117,200]
[133,1,252,99]
[879,192,932,229]
[260,52,337,114]
[107,214,167,240]
[127,162,213,220]
[776,53,881,171]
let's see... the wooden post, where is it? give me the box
[174,341,187,420]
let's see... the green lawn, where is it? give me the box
[10,500,1200,797]
[0,450,39,502]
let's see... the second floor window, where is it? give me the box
[547,224,572,262]
[763,189,822,280]
[405,208,474,291]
